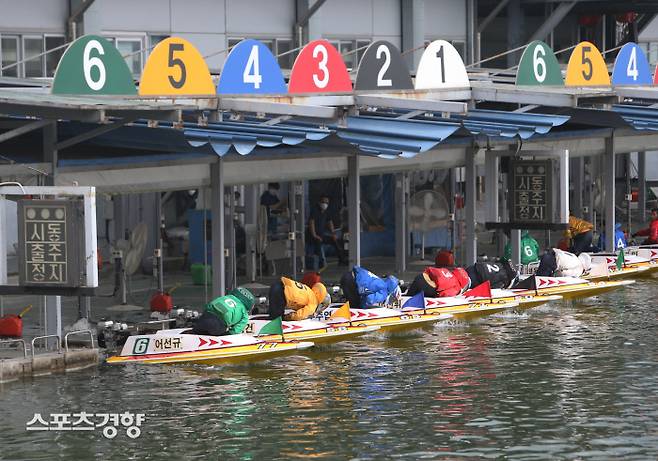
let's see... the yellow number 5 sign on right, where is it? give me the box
[565,41,610,86]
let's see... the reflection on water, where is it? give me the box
[2,281,658,460]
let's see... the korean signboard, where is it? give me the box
[508,159,553,226]
[17,200,83,287]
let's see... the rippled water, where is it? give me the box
[2,279,658,460]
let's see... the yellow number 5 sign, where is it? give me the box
[565,41,610,86]
[139,37,215,96]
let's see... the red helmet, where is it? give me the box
[435,250,455,267]
[301,271,322,288]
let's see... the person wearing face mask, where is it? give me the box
[260,182,283,235]
[307,196,348,269]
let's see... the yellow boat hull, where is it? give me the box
[424,301,517,320]
[517,280,635,300]
[107,341,313,366]
[333,312,451,333]
[257,325,380,345]
[585,266,649,282]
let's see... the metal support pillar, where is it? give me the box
[465,147,478,265]
[511,229,521,266]
[395,173,407,274]
[485,151,499,224]
[211,160,226,297]
[638,151,647,220]
[604,136,616,252]
[347,155,361,267]
[289,182,298,279]
[558,150,569,224]
[43,121,61,339]
[43,122,57,186]
[449,168,458,253]
[245,185,258,282]
[626,153,632,235]
[44,296,62,350]
[401,0,425,70]
[226,186,236,290]
[571,156,584,217]
[584,157,594,223]
[466,0,477,65]
[507,0,523,67]
[0,197,6,286]
[529,1,578,42]
[298,181,306,272]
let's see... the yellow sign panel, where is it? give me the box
[565,41,610,86]
[139,37,215,95]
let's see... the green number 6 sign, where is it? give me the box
[52,35,136,95]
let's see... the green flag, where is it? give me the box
[258,317,283,336]
[616,248,625,270]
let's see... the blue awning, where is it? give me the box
[612,104,658,131]
[335,115,461,159]
[334,109,570,158]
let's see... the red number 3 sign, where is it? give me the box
[288,40,352,93]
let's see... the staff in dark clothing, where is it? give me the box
[307,196,347,268]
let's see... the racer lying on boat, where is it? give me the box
[535,248,591,278]
[340,266,401,309]
[466,260,518,289]
[406,267,470,298]
[268,277,330,321]
[192,287,255,336]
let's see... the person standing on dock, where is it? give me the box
[306,196,347,268]
[633,208,658,245]
[565,213,595,254]
[502,230,540,265]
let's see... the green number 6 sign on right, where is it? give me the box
[52,35,136,95]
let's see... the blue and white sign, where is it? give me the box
[218,39,287,94]
[612,43,652,85]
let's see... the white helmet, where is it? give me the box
[321,293,331,308]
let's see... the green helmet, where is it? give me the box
[229,287,255,311]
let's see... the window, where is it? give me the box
[45,36,66,77]
[1,36,19,77]
[23,36,44,77]
[149,35,169,50]
[115,38,143,75]
[277,38,294,69]
[328,39,370,71]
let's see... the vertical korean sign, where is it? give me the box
[17,200,82,287]
[508,159,553,227]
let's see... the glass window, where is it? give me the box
[24,36,44,77]
[45,36,65,77]
[228,38,243,50]
[149,35,169,50]
[277,38,294,69]
[1,36,19,77]
[340,41,355,70]
[356,40,371,68]
[116,38,143,75]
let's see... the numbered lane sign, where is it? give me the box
[515,40,563,86]
[218,39,286,94]
[52,35,136,95]
[355,41,412,91]
[565,41,610,86]
[288,40,352,93]
[415,40,470,89]
[139,37,215,95]
[612,42,652,85]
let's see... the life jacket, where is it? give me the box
[466,261,518,289]
[424,267,470,297]
[353,266,399,306]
